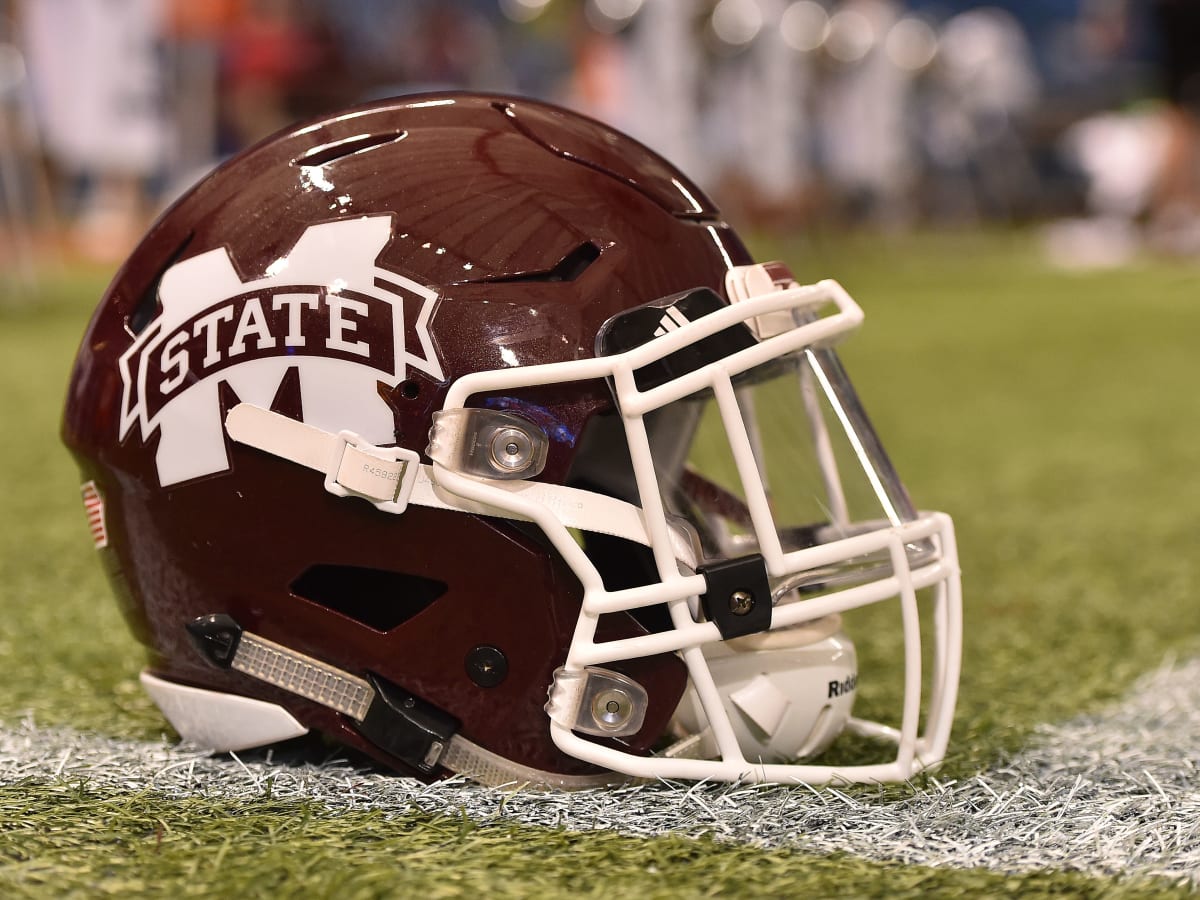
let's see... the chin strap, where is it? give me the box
[184,612,622,789]
[224,403,657,549]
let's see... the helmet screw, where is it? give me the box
[465,645,508,687]
[729,590,755,616]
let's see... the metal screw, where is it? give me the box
[729,590,755,616]
[465,645,508,687]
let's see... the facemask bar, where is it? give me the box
[432,275,961,784]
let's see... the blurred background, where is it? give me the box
[0,0,1198,276]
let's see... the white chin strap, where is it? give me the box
[225,403,685,557]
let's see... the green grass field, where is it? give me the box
[1,232,1198,897]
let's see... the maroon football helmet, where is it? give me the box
[64,93,961,786]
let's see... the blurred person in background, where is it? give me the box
[699,0,811,229]
[577,0,701,185]
[20,0,172,261]
[815,0,918,226]
[10,0,1197,265]
[168,1,238,182]
[0,0,50,280]
[1043,0,1200,266]
[1146,0,1200,254]
[217,0,347,151]
[324,0,512,98]
[920,5,1040,222]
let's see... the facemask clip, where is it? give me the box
[546,667,648,738]
[697,553,773,639]
[428,408,548,480]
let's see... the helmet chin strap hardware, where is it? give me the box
[185,614,458,776]
[223,403,668,552]
[545,667,649,739]
[725,262,806,339]
[355,674,460,776]
[696,554,773,640]
[186,614,243,668]
[324,431,422,513]
[428,408,548,480]
[224,404,420,513]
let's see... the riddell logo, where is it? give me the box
[118,216,443,487]
[828,673,858,699]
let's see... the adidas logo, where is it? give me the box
[653,306,692,337]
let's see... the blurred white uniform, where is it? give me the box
[816,0,915,220]
[22,0,171,177]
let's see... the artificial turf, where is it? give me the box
[1,232,1197,895]
[0,782,1190,899]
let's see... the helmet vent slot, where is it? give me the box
[546,242,601,282]
[292,130,407,168]
[463,242,601,285]
[290,564,447,632]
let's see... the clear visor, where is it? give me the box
[646,345,931,593]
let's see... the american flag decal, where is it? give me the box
[81,481,108,549]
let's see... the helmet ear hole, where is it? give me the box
[290,565,447,632]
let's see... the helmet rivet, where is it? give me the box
[729,590,755,616]
[489,427,534,473]
[591,688,633,729]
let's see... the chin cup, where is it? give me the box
[671,619,858,763]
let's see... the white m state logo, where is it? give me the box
[118,215,443,487]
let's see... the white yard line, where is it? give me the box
[1,657,1197,886]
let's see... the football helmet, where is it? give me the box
[63,93,960,787]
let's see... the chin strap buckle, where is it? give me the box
[324,430,420,513]
[186,613,458,776]
[225,403,420,514]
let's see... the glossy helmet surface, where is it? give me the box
[63,93,961,787]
